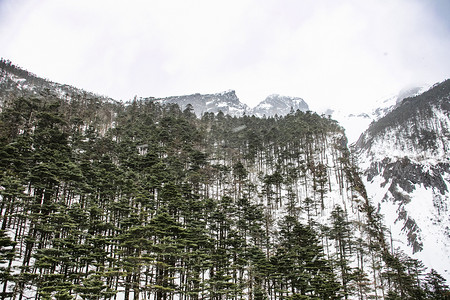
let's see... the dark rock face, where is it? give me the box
[368,157,450,253]
[396,205,423,253]
[367,158,449,196]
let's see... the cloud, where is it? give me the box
[0,0,449,112]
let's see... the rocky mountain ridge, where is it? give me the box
[251,94,309,117]
[146,90,249,117]
[148,92,310,118]
[0,59,308,119]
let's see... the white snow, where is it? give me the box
[217,101,229,107]
[256,103,273,109]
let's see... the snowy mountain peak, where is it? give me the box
[151,90,249,117]
[148,91,310,118]
[251,94,309,117]
[220,89,236,96]
[396,85,429,103]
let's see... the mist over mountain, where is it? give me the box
[328,85,429,143]
[1,59,449,299]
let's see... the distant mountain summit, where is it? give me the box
[371,85,429,120]
[149,90,249,117]
[147,91,310,118]
[1,59,311,119]
[251,94,309,117]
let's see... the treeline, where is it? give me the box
[0,91,448,300]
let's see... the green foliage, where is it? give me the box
[0,229,16,298]
[424,269,450,300]
[0,83,441,300]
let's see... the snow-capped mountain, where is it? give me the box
[355,79,450,281]
[251,94,309,117]
[329,85,429,143]
[148,92,309,118]
[149,90,249,117]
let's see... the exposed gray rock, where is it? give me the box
[148,91,310,118]
[152,90,249,117]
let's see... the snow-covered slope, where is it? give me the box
[355,79,450,281]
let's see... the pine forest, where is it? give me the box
[0,61,449,300]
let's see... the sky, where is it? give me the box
[0,0,449,113]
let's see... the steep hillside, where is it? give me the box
[355,79,450,281]
[0,59,116,106]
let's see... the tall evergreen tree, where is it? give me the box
[329,205,353,299]
[273,216,342,299]
[424,269,450,300]
[0,230,16,299]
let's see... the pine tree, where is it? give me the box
[148,210,186,300]
[382,250,427,299]
[0,230,16,299]
[273,216,342,299]
[329,205,353,299]
[424,269,450,300]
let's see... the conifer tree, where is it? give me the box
[0,77,442,300]
[0,230,16,299]
[424,269,450,300]
[329,205,353,299]
[274,216,342,299]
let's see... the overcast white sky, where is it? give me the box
[0,0,449,112]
